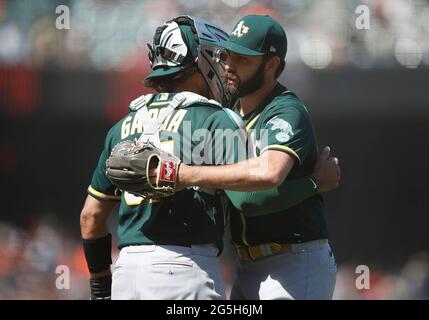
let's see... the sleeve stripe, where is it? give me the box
[88,185,121,201]
[261,144,301,164]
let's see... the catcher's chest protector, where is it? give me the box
[131,91,224,149]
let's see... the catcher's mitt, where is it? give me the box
[105,140,181,198]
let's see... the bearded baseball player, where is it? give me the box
[169,15,339,299]
[85,15,340,300]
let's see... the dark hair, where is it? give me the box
[144,65,198,92]
[264,54,285,79]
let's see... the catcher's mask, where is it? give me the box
[146,16,230,105]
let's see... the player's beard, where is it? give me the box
[224,60,266,108]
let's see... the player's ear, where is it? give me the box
[266,56,280,72]
[265,55,280,79]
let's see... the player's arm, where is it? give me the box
[81,126,121,300]
[80,195,118,300]
[179,149,293,191]
[80,194,117,276]
[178,101,316,192]
[176,108,292,191]
[177,107,295,191]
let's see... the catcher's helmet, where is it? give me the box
[146,16,229,105]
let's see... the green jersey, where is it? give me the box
[228,83,329,245]
[88,92,239,251]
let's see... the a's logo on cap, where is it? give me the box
[270,45,277,53]
[231,20,249,38]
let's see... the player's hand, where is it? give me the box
[313,146,341,192]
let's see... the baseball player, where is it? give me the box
[173,15,339,299]
[82,15,340,300]
[80,16,240,300]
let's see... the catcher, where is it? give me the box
[82,16,340,300]
[80,16,235,300]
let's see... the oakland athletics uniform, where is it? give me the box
[226,83,337,300]
[88,92,240,300]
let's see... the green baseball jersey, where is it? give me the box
[88,92,239,251]
[229,83,329,245]
[225,176,318,216]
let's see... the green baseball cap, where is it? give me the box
[220,15,287,59]
[145,23,198,80]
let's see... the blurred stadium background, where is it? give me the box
[0,0,428,299]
